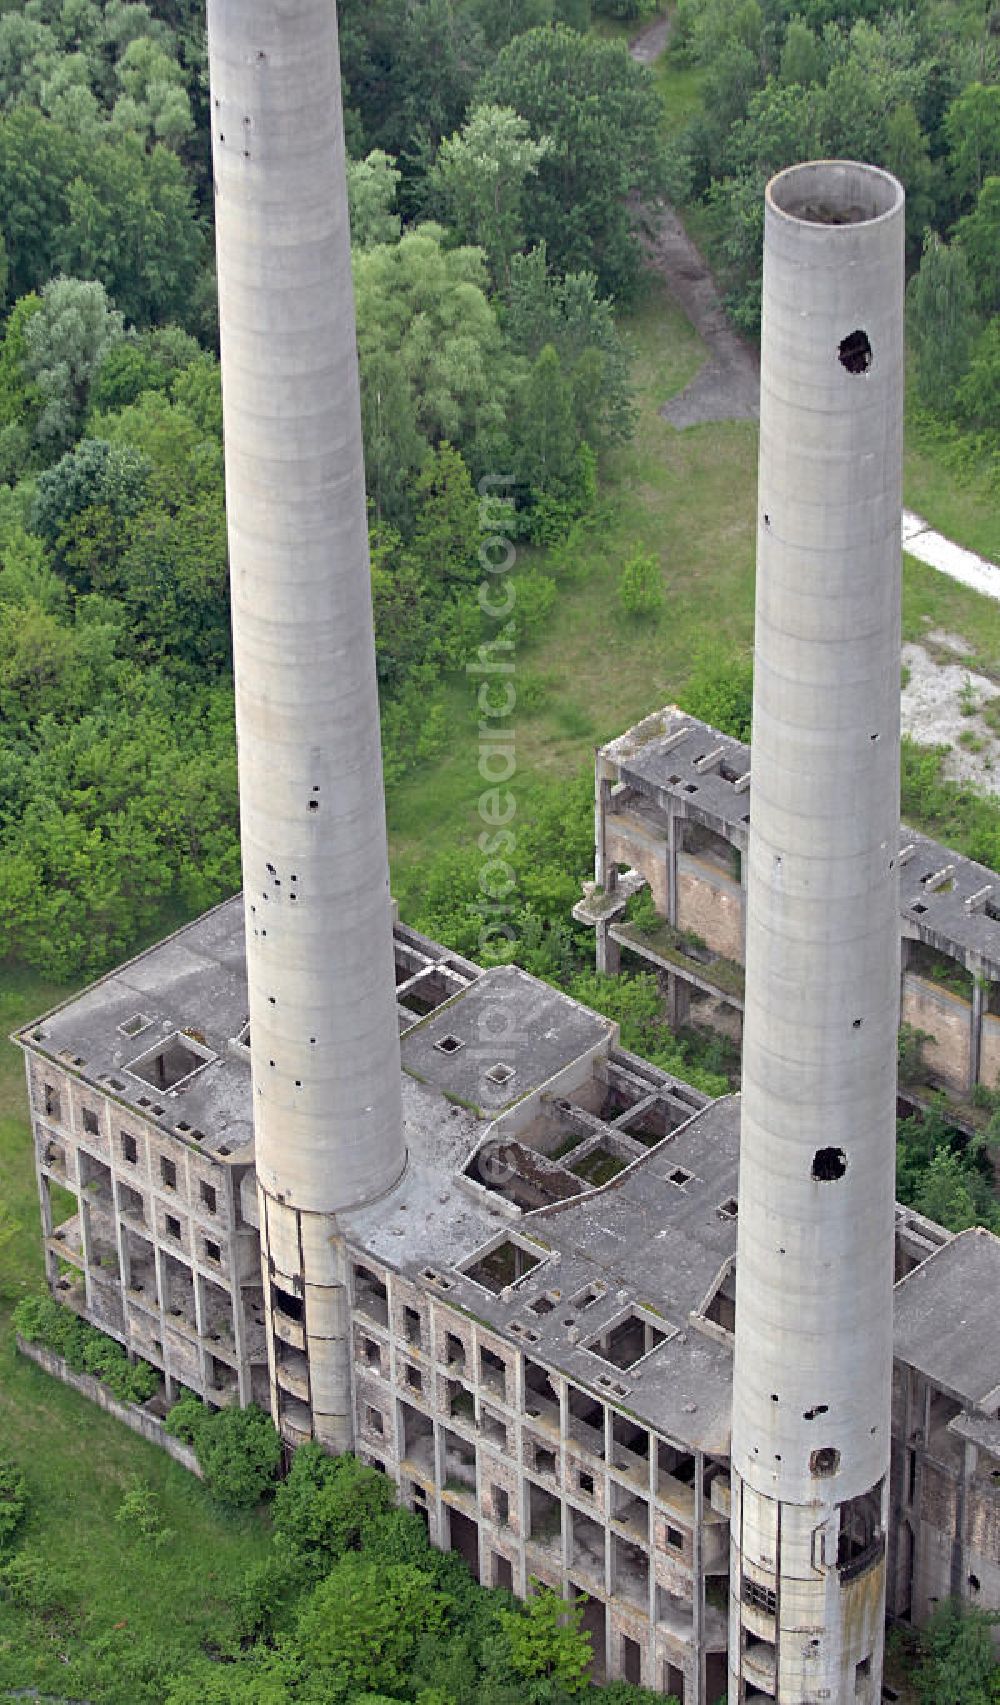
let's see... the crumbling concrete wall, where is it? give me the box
[901,975,972,1092]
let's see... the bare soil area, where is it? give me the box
[902,635,1000,794]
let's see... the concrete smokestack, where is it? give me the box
[730,162,904,1703]
[207,0,405,1449]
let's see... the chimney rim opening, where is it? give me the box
[767,160,904,229]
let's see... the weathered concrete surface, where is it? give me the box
[207,0,404,1448]
[731,162,906,1705]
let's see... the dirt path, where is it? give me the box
[628,15,761,428]
[628,15,673,64]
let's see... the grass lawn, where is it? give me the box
[0,967,272,1703]
[903,549,1000,675]
[904,431,1000,566]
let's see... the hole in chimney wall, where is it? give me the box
[812,1147,847,1182]
[839,329,872,374]
[852,1018,863,1030]
[810,1446,841,1476]
[804,1404,829,1420]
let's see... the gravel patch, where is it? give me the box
[902,639,1000,793]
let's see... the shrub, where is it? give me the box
[115,1478,173,1548]
[164,1392,209,1447]
[617,550,664,619]
[0,1552,65,1616]
[0,1460,28,1549]
[273,1447,394,1564]
[195,1404,282,1511]
[13,1293,159,1403]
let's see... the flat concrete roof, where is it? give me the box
[893,1227,1000,1410]
[18,897,257,1159]
[400,964,611,1117]
[605,707,1000,975]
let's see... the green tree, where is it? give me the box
[512,343,581,507]
[956,319,1000,430]
[31,437,150,584]
[507,243,636,448]
[680,646,754,740]
[0,1460,27,1550]
[110,34,193,152]
[370,524,430,690]
[0,292,43,480]
[0,107,87,302]
[433,104,551,289]
[465,0,555,49]
[354,225,513,519]
[348,149,402,248]
[0,13,59,111]
[914,1148,980,1232]
[617,550,664,619]
[945,82,1000,206]
[915,1600,1000,1704]
[272,1446,395,1567]
[58,133,205,328]
[779,19,821,86]
[955,176,1000,315]
[21,276,125,454]
[295,1553,451,1699]
[194,1405,282,1511]
[478,26,666,297]
[410,443,481,590]
[907,232,978,413]
[491,1583,592,1698]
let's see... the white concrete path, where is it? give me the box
[903,510,1000,600]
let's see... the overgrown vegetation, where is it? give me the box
[0,0,657,983]
[12,1291,159,1404]
[159,1443,671,1705]
[165,1393,282,1511]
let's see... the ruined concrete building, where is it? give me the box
[12,2,1000,1702]
[578,704,1000,1105]
[15,910,1000,1700]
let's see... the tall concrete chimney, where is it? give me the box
[730,162,905,1703]
[207,0,405,1450]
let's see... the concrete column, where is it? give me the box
[597,923,621,977]
[597,772,615,892]
[207,0,405,1448]
[693,1451,705,1699]
[667,974,691,1032]
[666,806,680,928]
[731,162,905,1705]
[970,970,984,1092]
